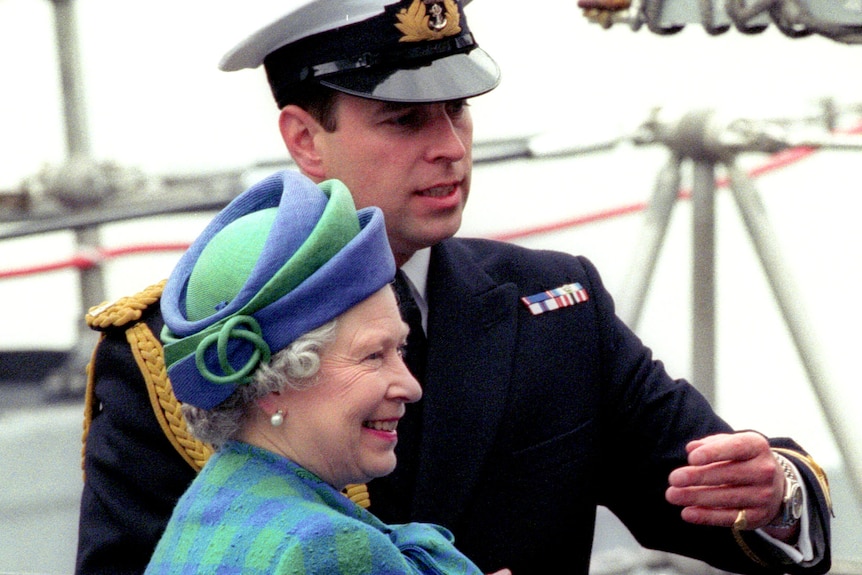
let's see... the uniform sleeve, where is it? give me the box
[732,439,832,572]
[76,309,196,575]
[578,256,831,575]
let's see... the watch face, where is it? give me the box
[790,484,804,519]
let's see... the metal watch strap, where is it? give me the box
[769,451,803,528]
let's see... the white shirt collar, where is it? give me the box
[398,248,430,331]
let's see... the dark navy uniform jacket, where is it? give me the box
[76,237,832,575]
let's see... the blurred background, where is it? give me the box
[1,0,861,573]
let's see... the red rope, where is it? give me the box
[491,122,862,242]
[490,200,653,242]
[2,126,859,281]
[0,243,191,279]
[100,243,192,259]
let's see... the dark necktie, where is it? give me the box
[393,269,427,382]
[373,269,427,522]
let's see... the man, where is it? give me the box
[76,1,832,574]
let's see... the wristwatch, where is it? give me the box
[769,452,804,528]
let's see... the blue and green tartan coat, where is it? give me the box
[144,441,482,575]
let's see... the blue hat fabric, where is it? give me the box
[161,170,395,409]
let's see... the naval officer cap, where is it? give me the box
[219,0,501,106]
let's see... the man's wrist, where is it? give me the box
[768,452,804,529]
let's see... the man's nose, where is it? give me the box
[425,112,468,162]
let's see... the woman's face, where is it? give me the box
[277,286,422,489]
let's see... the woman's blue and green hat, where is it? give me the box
[160,170,394,409]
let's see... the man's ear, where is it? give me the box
[279,105,326,180]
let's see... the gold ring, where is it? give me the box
[733,509,748,531]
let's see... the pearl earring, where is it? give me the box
[270,410,285,427]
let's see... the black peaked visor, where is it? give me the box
[321,48,500,103]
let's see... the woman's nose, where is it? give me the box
[392,358,423,403]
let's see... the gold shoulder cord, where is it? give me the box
[80,280,370,508]
[81,280,212,476]
[731,447,833,567]
[127,320,213,470]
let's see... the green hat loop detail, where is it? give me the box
[194,315,272,385]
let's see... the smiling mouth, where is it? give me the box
[363,420,398,432]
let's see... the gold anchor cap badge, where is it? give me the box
[396,0,462,42]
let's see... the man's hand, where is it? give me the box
[666,432,786,532]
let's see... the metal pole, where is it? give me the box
[53,0,89,158]
[691,161,717,403]
[618,153,683,330]
[48,0,105,397]
[726,162,862,510]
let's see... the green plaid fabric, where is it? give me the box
[145,441,482,574]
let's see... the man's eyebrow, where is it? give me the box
[376,101,417,113]
[374,99,465,114]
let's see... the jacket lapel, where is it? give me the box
[410,239,518,525]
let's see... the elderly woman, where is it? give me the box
[144,171,494,574]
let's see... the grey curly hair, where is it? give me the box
[182,319,338,447]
